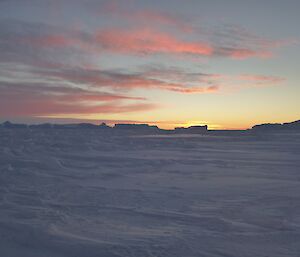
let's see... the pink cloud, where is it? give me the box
[208,73,285,92]
[216,47,272,59]
[37,67,220,94]
[14,23,287,61]
[131,10,192,32]
[21,34,96,55]
[58,93,146,102]
[99,1,193,32]
[164,85,219,94]
[238,74,285,84]
[95,28,213,56]
[0,100,156,116]
[24,29,284,60]
[0,82,155,117]
[30,35,73,47]
[210,24,295,59]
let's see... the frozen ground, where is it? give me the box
[0,128,300,257]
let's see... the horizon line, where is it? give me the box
[1,118,299,131]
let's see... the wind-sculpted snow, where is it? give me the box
[0,129,300,257]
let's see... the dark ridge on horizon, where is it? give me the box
[1,120,300,133]
[251,120,300,130]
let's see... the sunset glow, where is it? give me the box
[0,0,299,129]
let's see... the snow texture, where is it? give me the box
[0,128,300,257]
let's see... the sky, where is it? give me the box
[0,0,299,129]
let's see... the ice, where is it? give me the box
[0,128,300,256]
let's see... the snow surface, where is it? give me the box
[0,128,300,257]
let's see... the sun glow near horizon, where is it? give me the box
[32,114,241,130]
[0,0,299,127]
